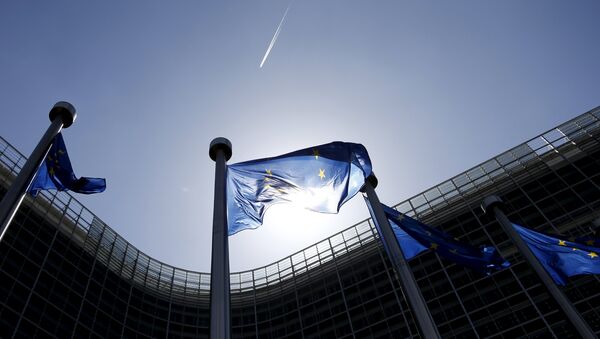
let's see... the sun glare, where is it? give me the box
[229,198,368,271]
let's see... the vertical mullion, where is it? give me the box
[433,253,480,339]
[120,248,139,337]
[327,238,355,338]
[12,193,69,338]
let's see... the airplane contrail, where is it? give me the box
[259,0,294,68]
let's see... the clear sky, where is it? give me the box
[1,1,599,272]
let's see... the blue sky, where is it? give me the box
[1,1,599,272]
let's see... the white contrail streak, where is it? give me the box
[259,1,294,68]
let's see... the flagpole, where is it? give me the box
[362,174,441,339]
[0,101,76,242]
[481,195,596,339]
[209,137,232,339]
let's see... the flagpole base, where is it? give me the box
[49,101,77,128]
[209,137,232,162]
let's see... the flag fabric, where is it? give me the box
[362,197,428,263]
[378,202,509,274]
[513,223,600,285]
[227,142,372,235]
[575,236,600,248]
[28,133,106,196]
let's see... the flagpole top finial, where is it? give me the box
[367,174,378,188]
[481,195,504,214]
[361,173,378,192]
[49,101,77,128]
[209,137,232,161]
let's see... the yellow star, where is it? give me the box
[430,243,438,250]
[58,149,65,155]
[48,167,55,176]
[264,184,270,189]
[588,252,598,259]
[313,149,319,160]
[586,239,595,246]
[264,169,272,181]
[449,249,458,254]
[558,240,566,246]
[572,248,577,251]
[425,231,432,236]
[319,168,325,180]
[396,214,405,222]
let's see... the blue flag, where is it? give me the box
[28,133,106,196]
[379,203,509,274]
[513,223,600,285]
[227,142,372,235]
[575,236,600,248]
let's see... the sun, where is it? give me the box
[228,198,369,271]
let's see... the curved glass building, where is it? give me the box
[1,107,600,338]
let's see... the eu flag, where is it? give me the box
[575,236,600,248]
[381,203,509,274]
[28,133,106,196]
[513,223,600,285]
[227,142,372,235]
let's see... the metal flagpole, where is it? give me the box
[362,174,441,339]
[0,101,76,242]
[209,137,232,339]
[481,195,596,339]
